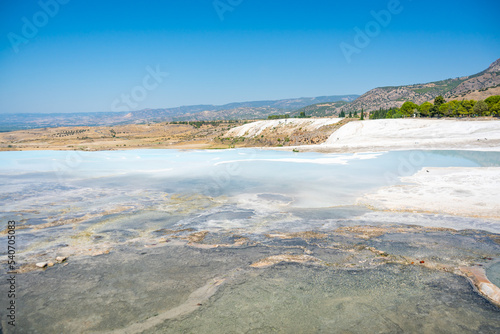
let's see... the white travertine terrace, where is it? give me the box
[322,119,500,151]
[358,167,500,219]
[224,118,343,137]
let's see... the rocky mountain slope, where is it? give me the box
[300,58,500,116]
[448,86,500,102]
[344,58,500,113]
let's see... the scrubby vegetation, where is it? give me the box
[52,128,88,137]
[369,95,500,119]
[168,120,242,128]
[267,114,290,120]
[268,111,311,119]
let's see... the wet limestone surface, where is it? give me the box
[2,149,500,332]
[2,244,268,333]
[488,262,500,288]
[148,264,500,334]
[2,226,500,333]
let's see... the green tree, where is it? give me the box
[429,105,439,117]
[460,100,475,117]
[456,104,468,118]
[339,110,346,118]
[392,109,404,118]
[473,100,489,116]
[360,109,364,120]
[401,101,419,117]
[485,95,500,109]
[447,100,459,117]
[491,102,500,117]
[438,103,450,117]
[353,111,358,117]
[434,95,445,107]
[419,102,433,117]
[348,111,352,118]
[299,111,306,118]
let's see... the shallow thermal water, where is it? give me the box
[1,149,500,333]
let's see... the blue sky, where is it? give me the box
[0,0,499,114]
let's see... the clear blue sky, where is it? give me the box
[0,0,499,114]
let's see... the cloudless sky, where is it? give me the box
[0,0,499,114]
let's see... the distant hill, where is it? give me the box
[300,58,500,116]
[165,95,359,121]
[290,101,349,118]
[2,58,499,131]
[0,95,358,131]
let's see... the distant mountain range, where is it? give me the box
[1,58,499,131]
[0,95,358,131]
